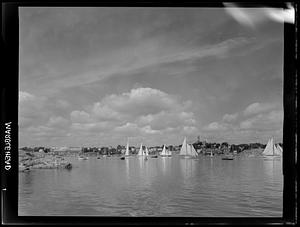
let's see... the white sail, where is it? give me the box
[180,137,197,157]
[125,141,130,156]
[137,143,144,156]
[145,147,149,156]
[161,145,167,156]
[189,144,198,156]
[277,144,283,153]
[274,144,282,156]
[262,138,274,156]
[262,138,281,156]
[187,144,192,155]
[180,137,188,156]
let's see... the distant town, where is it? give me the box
[20,137,283,156]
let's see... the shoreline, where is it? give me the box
[19,148,265,172]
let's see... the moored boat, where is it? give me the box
[124,139,130,156]
[179,137,198,159]
[222,154,234,160]
[160,145,168,157]
[78,155,88,160]
[137,143,144,156]
[262,138,282,159]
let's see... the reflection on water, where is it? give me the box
[161,157,171,176]
[19,155,283,216]
[263,158,282,179]
[180,158,195,184]
[125,158,130,184]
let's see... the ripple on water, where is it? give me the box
[19,156,283,216]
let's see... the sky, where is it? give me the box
[19,7,284,147]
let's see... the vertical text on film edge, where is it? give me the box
[4,122,12,170]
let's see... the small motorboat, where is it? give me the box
[120,157,125,160]
[78,156,88,160]
[151,155,158,158]
[97,156,101,159]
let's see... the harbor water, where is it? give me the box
[19,154,283,216]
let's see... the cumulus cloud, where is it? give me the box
[243,102,278,116]
[70,110,93,123]
[203,122,228,131]
[183,126,198,134]
[222,113,238,122]
[71,87,197,132]
[19,91,35,102]
[141,125,162,135]
[65,87,199,144]
[47,116,69,128]
[100,87,181,117]
[19,91,49,128]
[137,111,196,130]
[19,91,46,116]
[91,102,123,121]
[202,101,283,139]
[114,122,139,133]
[240,110,283,130]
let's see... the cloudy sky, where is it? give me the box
[19,7,284,147]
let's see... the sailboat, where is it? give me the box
[137,143,144,156]
[121,139,130,160]
[262,138,282,158]
[160,145,169,157]
[179,137,198,158]
[125,140,130,156]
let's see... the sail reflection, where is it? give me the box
[161,157,172,176]
[180,158,195,183]
[138,156,144,170]
[161,157,166,175]
[138,156,147,181]
[125,157,130,183]
[263,158,281,179]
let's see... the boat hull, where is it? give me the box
[222,158,234,160]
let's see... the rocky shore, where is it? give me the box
[19,150,72,172]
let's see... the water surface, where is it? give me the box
[19,155,283,216]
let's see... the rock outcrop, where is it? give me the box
[19,150,72,172]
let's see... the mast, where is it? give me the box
[190,144,197,156]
